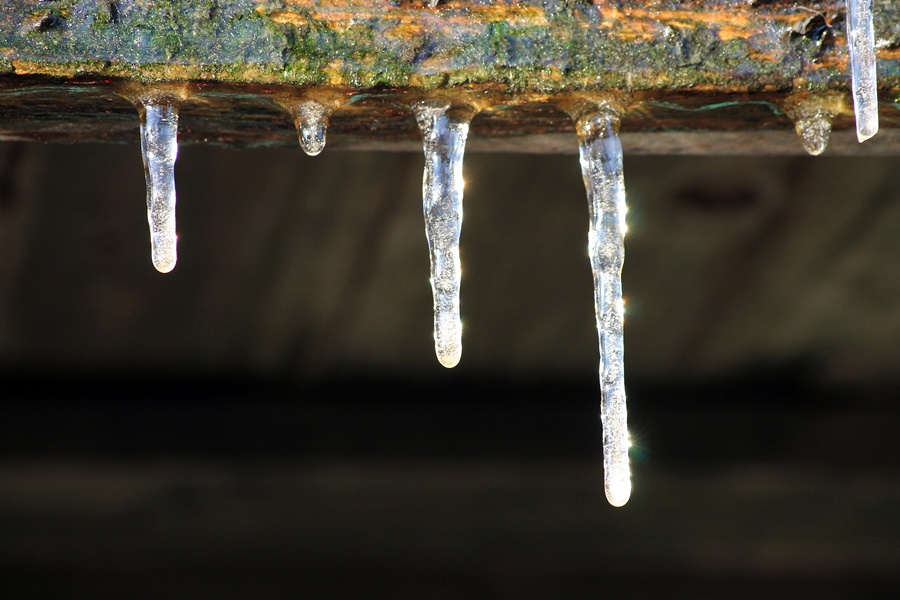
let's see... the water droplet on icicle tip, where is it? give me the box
[292,99,330,156]
[794,111,832,156]
[846,0,879,142]
[574,103,631,507]
[139,99,180,273]
[413,100,474,369]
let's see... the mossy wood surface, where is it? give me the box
[3,0,900,151]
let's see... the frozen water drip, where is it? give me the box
[784,93,842,156]
[846,0,879,142]
[139,99,180,273]
[413,100,474,369]
[793,112,832,156]
[292,99,330,156]
[575,104,631,507]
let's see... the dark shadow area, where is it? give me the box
[1,142,899,598]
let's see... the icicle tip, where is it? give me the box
[606,477,632,508]
[153,256,177,274]
[437,349,461,369]
[857,123,878,143]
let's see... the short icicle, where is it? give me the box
[413,100,474,369]
[139,99,180,273]
[794,112,832,156]
[785,95,836,156]
[574,102,631,507]
[846,0,879,142]
[292,99,330,156]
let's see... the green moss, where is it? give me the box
[0,0,889,92]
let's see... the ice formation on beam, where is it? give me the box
[292,99,330,157]
[786,96,836,156]
[413,100,474,369]
[793,111,833,156]
[574,102,632,507]
[846,0,879,142]
[139,99,180,273]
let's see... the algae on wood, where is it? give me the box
[2,1,900,151]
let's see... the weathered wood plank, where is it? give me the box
[2,1,900,151]
[4,0,900,91]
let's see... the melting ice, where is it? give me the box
[139,100,180,273]
[413,100,472,369]
[793,110,832,156]
[292,99,330,156]
[575,105,631,507]
[846,0,879,142]
[787,97,834,156]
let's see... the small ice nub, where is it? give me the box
[794,112,832,156]
[413,100,472,369]
[139,100,179,273]
[293,99,329,156]
[846,0,879,142]
[576,107,631,507]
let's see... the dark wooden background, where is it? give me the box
[1,140,899,598]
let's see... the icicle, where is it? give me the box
[273,92,348,156]
[574,103,631,507]
[139,99,180,273]
[413,100,473,369]
[785,95,836,156]
[793,112,832,156]
[846,0,879,142]
[292,99,330,156]
[785,94,842,156]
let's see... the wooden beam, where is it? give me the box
[3,1,900,151]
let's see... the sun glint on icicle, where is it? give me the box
[138,99,181,274]
[413,99,475,369]
[846,0,879,142]
[567,98,632,507]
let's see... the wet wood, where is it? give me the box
[3,0,900,152]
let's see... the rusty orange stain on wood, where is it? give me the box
[261,9,308,27]
[572,5,806,43]
[385,23,427,40]
[276,0,545,27]
[255,0,822,51]
[875,47,900,60]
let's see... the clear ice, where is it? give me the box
[139,100,180,273]
[575,105,631,507]
[413,100,472,369]
[292,99,330,156]
[793,109,833,156]
[846,0,879,142]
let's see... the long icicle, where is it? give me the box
[413,100,473,369]
[575,104,631,507]
[846,0,879,142]
[139,99,180,273]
